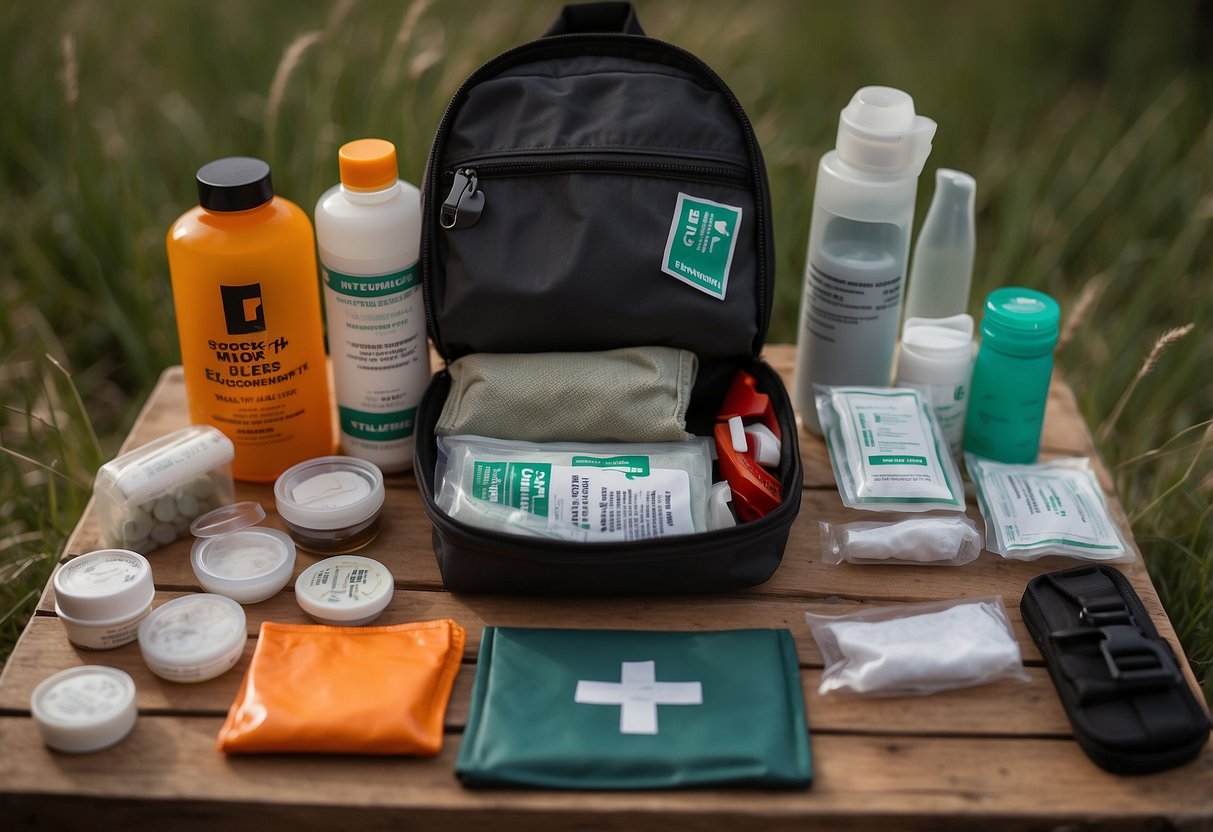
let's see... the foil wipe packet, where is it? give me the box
[966,455,1135,562]
[806,597,1028,696]
[815,386,965,513]
[218,620,465,755]
[435,435,713,542]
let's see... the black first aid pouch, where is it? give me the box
[414,2,803,594]
[1021,565,1210,774]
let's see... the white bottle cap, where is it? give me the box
[190,502,296,604]
[138,594,247,683]
[274,456,385,531]
[31,666,138,753]
[898,314,975,385]
[743,423,782,468]
[295,555,393,626]
[53,550,154,623]
[836,86,937,175]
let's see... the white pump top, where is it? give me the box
[836,87,937,175]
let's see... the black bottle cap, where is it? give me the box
[196,157,274,212]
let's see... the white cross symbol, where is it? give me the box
[574,660,703,735]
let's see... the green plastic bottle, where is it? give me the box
[962,287,1060,463]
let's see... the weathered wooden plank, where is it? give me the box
[0,717,1208,832]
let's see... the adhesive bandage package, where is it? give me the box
[805,597,1029,696]
[435,436,712,542]
[966,455,1136,562]
[819,515,983,566]
[815,386,965,512]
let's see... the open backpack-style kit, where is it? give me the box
[415,2,803,594]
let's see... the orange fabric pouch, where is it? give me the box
[218,619,465,755]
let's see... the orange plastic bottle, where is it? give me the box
[166,157,333,481]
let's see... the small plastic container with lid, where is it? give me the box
[138,594,247,683]
[189,502,296,604]
[295,555,393,626]
[274,456,386,553]
[896,314,975,454]
[963,287,1061,464]
[93,425,236,555]
[31,666,138,753]
[53,549,155,650]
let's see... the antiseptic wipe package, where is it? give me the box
[966,455,1136,562]
[815,386,965,512]
[435,436,713,542]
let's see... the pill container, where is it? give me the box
[274,456,385,553]
[53,549,155,650]
[93,425,236,555]
[189,502,296,604]
[138,594,247,683]
[31,666,138,753]
[295,555,393,625]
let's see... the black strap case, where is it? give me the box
[1021,565,1210,774]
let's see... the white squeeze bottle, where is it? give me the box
[315,138,429,473]
[793,86,936,433]
[902,169,976,321]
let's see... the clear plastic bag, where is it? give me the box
[815,386,965,513]
[819,515,982,566]
[805,597,1029,696]
[435,435,713,542]
[966,454,1136,563]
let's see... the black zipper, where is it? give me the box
[420,33,772,362]
[439,155,749,230]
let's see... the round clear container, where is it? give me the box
[138,594,247,683]
[31,666,138,753]
[189,502,296,604]
[53,550,155,650]
[274,456,385,553]
[295,555,393,626]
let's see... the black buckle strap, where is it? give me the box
[1050,624,1182,701]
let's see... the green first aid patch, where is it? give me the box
[661,193,742,300]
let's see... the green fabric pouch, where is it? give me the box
[456,627,812,790]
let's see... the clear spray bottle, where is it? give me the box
[793,87,936,433]
[902,168,976,321]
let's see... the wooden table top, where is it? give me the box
[1,344,1210,831]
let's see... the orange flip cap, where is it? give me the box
[338,138,398,192]
[718,371,780,438]
[714,422,782,522]
[218,619,465,755]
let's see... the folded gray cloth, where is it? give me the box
[436,347,698,442]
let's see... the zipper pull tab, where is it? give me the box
[439,168,484,229]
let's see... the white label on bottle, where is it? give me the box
[902,380,968,454]
[323,263,429,458]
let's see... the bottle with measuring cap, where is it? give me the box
[315,139,429,474]
[963,287,1060,463]
[793,86,936,433]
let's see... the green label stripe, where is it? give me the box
[338,406,417,441]
[571,454,650,480]
[471,461,550,516]
[867,455,928,466]
[325,263,420,298]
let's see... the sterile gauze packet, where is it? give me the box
[815,386,966,512]
[966,454,1136,562]
[819,515,982,566]
[805,597,1029,696]
[435,435,712,542]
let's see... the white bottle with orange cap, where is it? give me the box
[315,139,428,473]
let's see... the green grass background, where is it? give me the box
[2,0,1210,699]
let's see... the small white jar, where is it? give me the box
[274,456,385,554]
[138,594,246,683]
[190,502,296,604]
[53,550,155,650]
[31,666,138,753]
[295,555,393,626]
